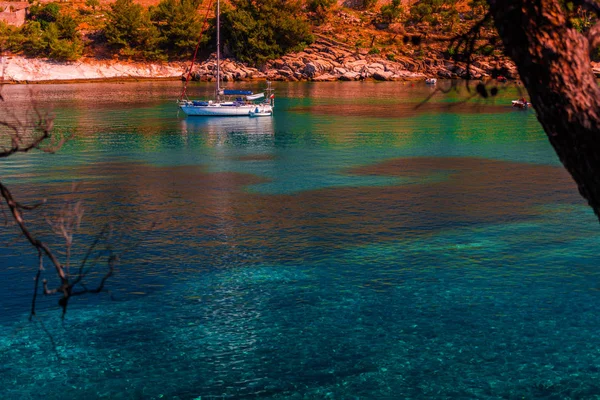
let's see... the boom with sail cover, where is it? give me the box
[246,93,265,101]
[222,90,253,96]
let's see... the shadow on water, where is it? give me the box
[16,156,580,267]
[290,99,517,119]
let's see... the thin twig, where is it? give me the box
[30,250,43,321]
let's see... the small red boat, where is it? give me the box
[497,75,507,83]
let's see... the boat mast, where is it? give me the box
[178,0,215,102]
[216,0,220,101]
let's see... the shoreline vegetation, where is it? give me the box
[1,0,599,85]
[1,36,520,84]
[0,0,521,85]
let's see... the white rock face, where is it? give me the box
[1,56,186,82]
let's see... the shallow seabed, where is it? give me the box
[1,81,600,399]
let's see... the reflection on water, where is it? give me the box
[1,81,600,399]
[181,115,275,136]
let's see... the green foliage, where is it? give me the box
[571,16,592,32]
[85,0,100,11]
[21,21,46,54]
[0,22,26,52]
[379,0,403,24]
[44,23,83,61]
[4,3,83,61]
[362,0,376,10]
[560,1,596,33]
[150,0,204,58]
[368,47,380,54]
[307,0,336,13]
[386,53,396,61]
[14,20,82,61]
[307,0,336,24]
[220,0,313,66]
[49,40,83,61]
[409,0,458,29]
[29,3,61,27]
[476,44,494,56]
[409,2,433,23]
[440,7,459,31]
[467,0,487,18]
[56,14,79,41]
[104,0,161,59]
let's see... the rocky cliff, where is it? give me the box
[1,56,186,83]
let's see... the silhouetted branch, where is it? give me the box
[30,250,43,320]
[415,87,479,110]
[573,0,600,15]
[447,11,493,84]
[16,199,47,211]
[0,95,54,158]
[72,223,111,286]
[33,316,63,361]
[1,87,118,318]
[0,181,67,281]
[72,254,117,297]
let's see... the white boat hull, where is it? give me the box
[511,100,531,109]
[249,111,272,117]
[180,103,273,117]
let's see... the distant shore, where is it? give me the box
[0,40,528,85]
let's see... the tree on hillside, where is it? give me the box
[220,0,314,66]
[482,0,600,221]
[85,0,100,12]
[307,0,337,24]
[467,0,488,19]
[379,0,404,24]
[55,14,79,42]
[29,2,61,28]
[409,0,458,29]
[103,0,162,59]
[150,0,205,58]
[44,22,83,61]
[14,4,83,61]
[362,0,377,10]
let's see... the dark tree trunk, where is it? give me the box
[488,0,600,220]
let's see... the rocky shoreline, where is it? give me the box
[1,38,524,84]
[186,38,520,83]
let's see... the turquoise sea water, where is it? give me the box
[1,81,600,399]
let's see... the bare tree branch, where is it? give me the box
[573,0,600,15]
[1,87,118,318]
[72,224,111,286]
[30,250,43,320]
[0,181,67,281]
[447,10,493,84]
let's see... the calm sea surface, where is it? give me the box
[1,81,599,399]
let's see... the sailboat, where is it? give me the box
[178,0,274,117]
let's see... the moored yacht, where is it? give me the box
[177,0,274,117]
